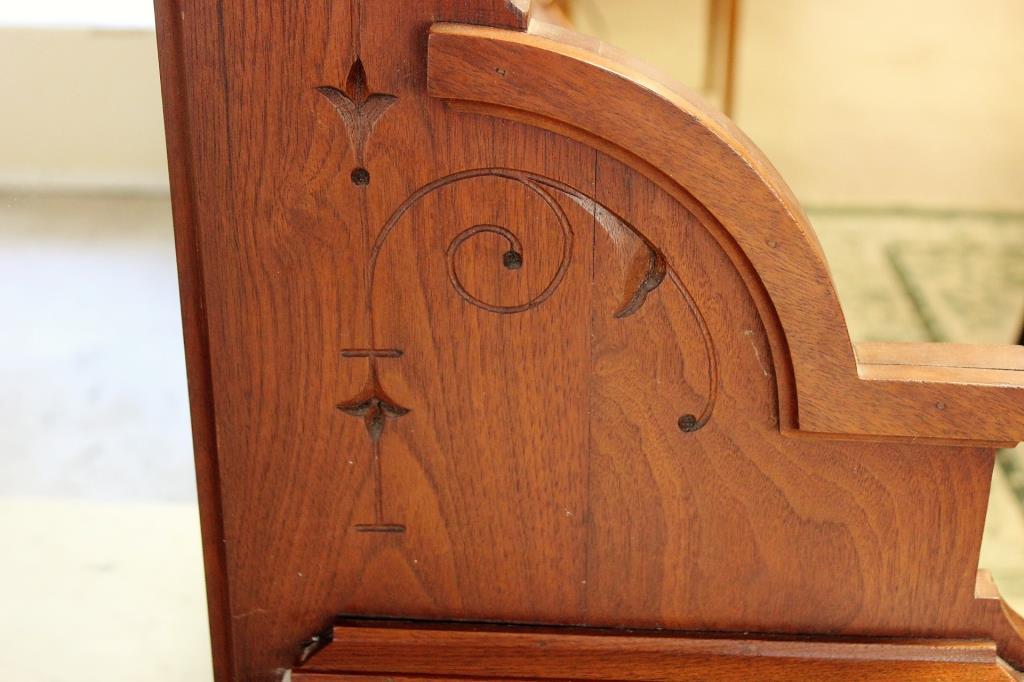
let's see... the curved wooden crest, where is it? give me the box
[428,22,1024,445]
[155,1,1024,680]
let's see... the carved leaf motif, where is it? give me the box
[337,391,410,442]
[317,59,397,163]
[316,86,356,118]
[614,246,668,319]
[335,168,718,535]
[346,57,370,103]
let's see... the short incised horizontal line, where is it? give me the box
[354,524,406,533]
[341,349,403,358]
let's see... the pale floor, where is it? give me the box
[2,192,1024,681]
[0,194,211,681]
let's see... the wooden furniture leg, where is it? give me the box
[705,0,740,117]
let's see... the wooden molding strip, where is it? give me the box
[857,342,1024,372]
[295,621,1020,681]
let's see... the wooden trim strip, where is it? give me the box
[857,342,1024,372]
[296,622,1018,681]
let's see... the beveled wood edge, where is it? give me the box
[154,2,235,681]
[860,364,1024,388]
[857,343,1024,391]
[977,571,1024,671]
[462,0,533,29]
[294,620,1021,681]
[508,0,532,25]
[426,22,1024,444]
[858,343,1024,372]
[294,671,1018,682]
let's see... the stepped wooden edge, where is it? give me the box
[293,619,1023,682]
[293,571,1024,680]
[427,19,1024,446]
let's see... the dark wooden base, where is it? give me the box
[294,620,1022,681]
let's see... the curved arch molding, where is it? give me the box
[426,22,1024,445]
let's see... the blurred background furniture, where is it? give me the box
[536,0,741,115]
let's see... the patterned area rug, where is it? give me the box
[810,207,1024,606]
[890,238,1024,344]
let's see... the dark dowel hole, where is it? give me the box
[503,250,523,270]
[351,167,370,186]
[678,414,699,432]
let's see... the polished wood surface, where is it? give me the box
[154,1,1024,680]
[294,621,1020,682]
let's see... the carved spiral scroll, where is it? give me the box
[366,169,719,434]
[345,167,720,533]
[445,219,573,313]
[368,169,574,317]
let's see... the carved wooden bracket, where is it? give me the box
[428,22,1024,445]
[155,1,1024,680]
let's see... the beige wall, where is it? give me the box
[0,29,168,192]
[572,0,707,88]
[3,2,1023,210]
[737,0,1024,211]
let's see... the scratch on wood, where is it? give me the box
[744,329,770,377]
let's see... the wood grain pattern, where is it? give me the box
[294,622,1021,682]
[153,1,1024,680]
